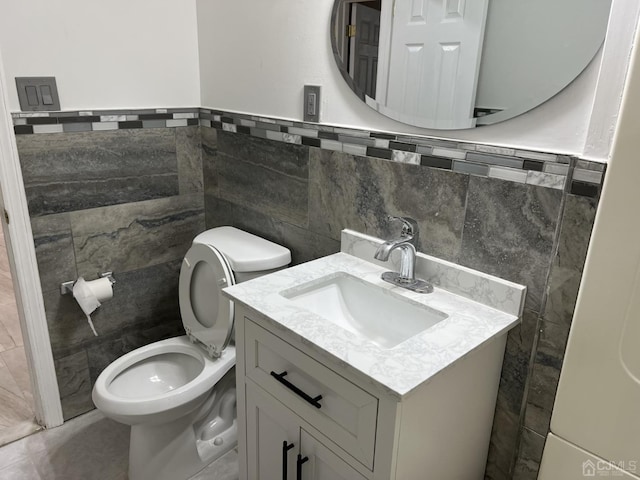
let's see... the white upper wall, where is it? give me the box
[0,0,633,160]
[0,0,201,111]
[197,0,634,159]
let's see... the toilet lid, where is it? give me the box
[179,243,235,358]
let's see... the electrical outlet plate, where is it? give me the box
[16,77,60,111]
[304,85,321,122]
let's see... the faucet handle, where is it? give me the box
[387,215,419,238]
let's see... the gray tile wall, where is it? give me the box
[14,119,600,478]
[16,127,205,420]
[202,129,599,480]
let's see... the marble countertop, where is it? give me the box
[223,230,525,399]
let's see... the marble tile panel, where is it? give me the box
[205,196,340,266]
[54,350,93,420]
[512,428,546,480]
[308,148,469,263]
[201,126,218,196]
[30,213,77,294]
[485,309,539,480]
[42,291,92,357]
[215,146,309,228]
[525,171,566,190]
[391,150,421,164]
[217,130,309,178]
[543,194,598,326]
[524,320,570,435]
[460,176,563,312]
[16,129,180,216]
[283,133,302,145]
[45,260,182,357]
[485,396,519,480]
[70,194,205,276]
[176,126,203,195]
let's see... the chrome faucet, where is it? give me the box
[374,216,433,293]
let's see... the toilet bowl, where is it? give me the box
[92,227,290,480]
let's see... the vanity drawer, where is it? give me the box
[244,319,378,469]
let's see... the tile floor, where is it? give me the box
[0,229,40,446]
[0,409,240,479]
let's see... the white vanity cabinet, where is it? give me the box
[246,380,366,480]
[235,304,509,480]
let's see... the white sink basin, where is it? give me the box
[281,272,448,349]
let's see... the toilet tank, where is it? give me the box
[192,227,291,283]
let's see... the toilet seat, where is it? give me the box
[92,336,236,424]
[179,243,235,358]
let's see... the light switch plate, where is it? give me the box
[16,77,60,111]
[303,85,321,122]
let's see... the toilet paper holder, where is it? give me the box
[60,272,116,295]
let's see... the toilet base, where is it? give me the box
[128,369,237,480]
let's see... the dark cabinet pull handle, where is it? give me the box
[270,371,323,409]
[296,453,309,480]
[282,441,294,480]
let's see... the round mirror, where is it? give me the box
[331,0,612,130]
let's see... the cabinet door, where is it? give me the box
[299,430,367,480]
[246,381,299,480]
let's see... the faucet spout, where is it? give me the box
[374,238,404,262]
[374,241,416,283]
[374,216,433,294]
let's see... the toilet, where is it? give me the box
[92,226,291,480]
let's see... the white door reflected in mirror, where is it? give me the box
[331,0,613,130]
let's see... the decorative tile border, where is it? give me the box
[12,108,200,134]
[12,107,606,198]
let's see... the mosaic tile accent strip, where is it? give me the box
[202,109,605,199]
[12,107,606,197]
[12,108,200,134]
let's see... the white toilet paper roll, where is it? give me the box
[84,277,114,303]
[72,277,114,336]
